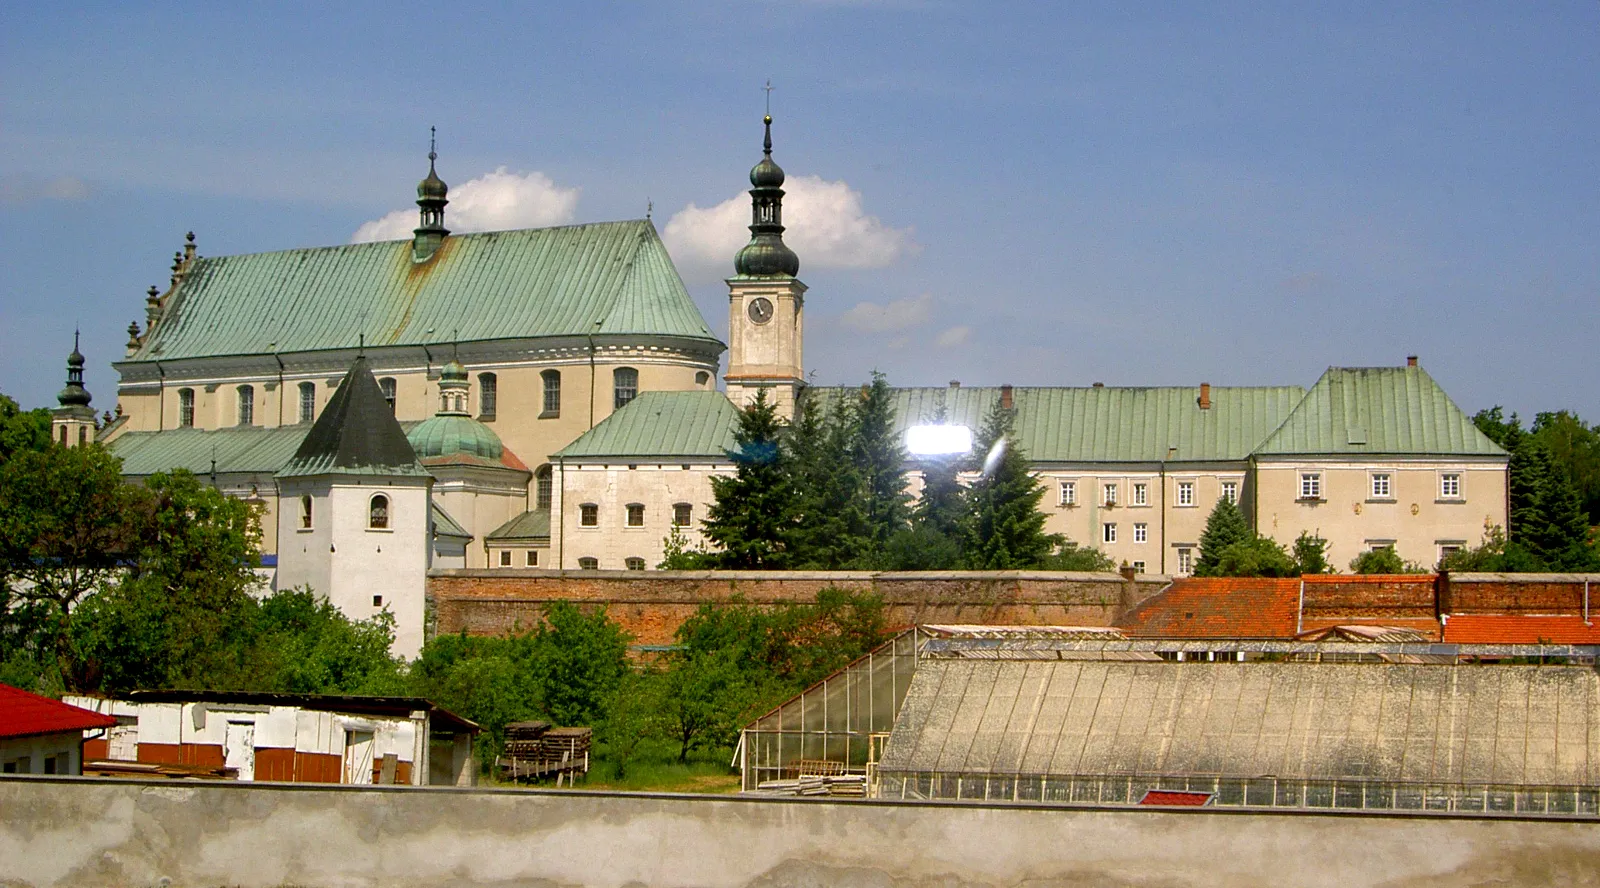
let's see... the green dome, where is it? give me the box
[407,414,503,461]
[440,358,468,382]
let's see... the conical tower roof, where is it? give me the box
[278,356,429,478]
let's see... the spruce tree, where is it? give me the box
[850,372,911,556]
[701,391,796,568]
[1521,445,1598,571]
[784,391,867,568]
[960,398,1061,569]
[1194,498,1250,577]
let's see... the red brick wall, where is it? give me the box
[1441,574,1595,615]
[1300,575,1438,624]
[429,571,1166,646]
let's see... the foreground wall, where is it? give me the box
[429,569,1168,645]
[4,777,1600,888]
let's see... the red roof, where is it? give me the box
[0,683,117,739]
[1116,578,1301,639]
[1139,790,1212,806]
[1442,615,1600,645]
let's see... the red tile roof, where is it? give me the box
[0,683,117,739]
[1116,578,1301,639]
[1442,615,1600,645]
[1139,790,1212,806]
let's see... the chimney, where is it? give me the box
[949,380,960,389]
[1406,355,1418,367]
[1198,382,1211,410]
[999,384,1013,410]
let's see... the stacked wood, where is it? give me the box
[496,723,591,784]
[755,774,868,797]
[83,760,237,780]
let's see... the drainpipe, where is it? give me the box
[586,325,600,430]
[273,353,285,426]
[1296,578,1305,636]
[1585,579,1591,625]
[556,458,566,569]
[156,361,166,431]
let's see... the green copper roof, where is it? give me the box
[487,509,551,541]
[407,414,503,461]
[129,220,720,362]
[556,391,741,459]
[1254,366,1506,457]
[431,503,471,540]
[110,425,310,476]
[279,357,429,478]
[812,385,1307,463]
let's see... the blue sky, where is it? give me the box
[3,2,1597,423]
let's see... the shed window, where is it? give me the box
[478,372,497,419]
[579,503,598,527]
[578,557,599,570]
[298,381,316,423]
[237,385,254,426]
[613,367,638,410]
[379,377,397,414]
[541,370,561,417]
[672,502,693,527]
[178,388,195,427]
[369,494,390,529]
[626,503,645,527]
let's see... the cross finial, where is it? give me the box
[646,198,652,220]
[429,125,437,163]
[764,79,773,115]
[74,328,80,351]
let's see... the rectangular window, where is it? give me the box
[614,367,638,410]
[1440,472,1462,499]
[299,382,316,424]
[1103,522,1117,544]
[299,495,313,530]
[1371,473,1392,499]
[1299,472,1323,499]
[1059,481,1076,507]
[179,389,195,427]
[1131,560,1146,572]
[525,550,538,566]
[579,504,598,527]
[1221,481,1238,504]
[478,373,497,420]
[1134,522,1148,543]
[237,385,254,426]
[373,595,383,607]
[1103,483,1117,506]
[1177,547,1194,574]
[1132,483,1148,506]
[626,503,645,527]
[1176,481,1194,507]
[500,550,512,566]
[541,370,561,417]
[673,503,693,527]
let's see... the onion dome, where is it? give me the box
[440,358,468,383]
[418,156,448,201]
[57,332,92,408]
[407,415,504,462]
[733,115,800,278]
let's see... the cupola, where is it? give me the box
[406,357,504,463]
[733,115,800,278]
[413,126,450,262]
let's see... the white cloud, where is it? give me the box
[662,175,914,274]
[351,167,580,242]
[839,294,934,334]
[935,325,972,347]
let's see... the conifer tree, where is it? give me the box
[960,398,1060,569]
[784,391,867,568]
[851,372,911,555]
[1194,498,1251,577]
[1521,444,1598,571]
[701,391,796,568]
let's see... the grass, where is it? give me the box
[491,739,743,795]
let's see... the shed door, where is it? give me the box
[344,730,375,785]
[224,721,256,781]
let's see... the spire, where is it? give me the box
[733,109,800,278]
[413,126,450,262]
[279,355,427,478]
[57,330,92,409]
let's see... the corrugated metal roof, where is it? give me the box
[487,509,551,541]
[131,220,720,362]
[812,385,1306,463]
[110,425,311,475]
[556,391,740,459]
[1254,366,1504,456]
[431,503,471,540]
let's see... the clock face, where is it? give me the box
[748,297,775,324]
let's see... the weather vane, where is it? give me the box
[429,125,437,162]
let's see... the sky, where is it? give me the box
[2,2,1597,423]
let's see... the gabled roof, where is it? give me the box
[1254,365,1504,457]
[278,356,428,478]
[1116,578,1302,638]
[430,503,471,540]
[556,391,740,460]
[127,220,721,362]
[487,509,551,541]
[110,424,311,476]
[0,683,117,739]
[810,385,1306,463]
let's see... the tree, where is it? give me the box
[1215,536,1299,577]
[701,391,797,568]
[1530,411,1600,525]
[1349,547,1427,575]
[960,399,1061,569]
[1292,531,1330,575]
[409,629,543,768]
[1518,446,1598,571]
[658,524,715,570]
[1040,542,1116,572]
[1194,499,1251,577]
[660,600,777,762]
[849,372,911,555]
[251,589,405,695]
[529,602,630,727]
[0,392,51,463]
[783,391,867,569]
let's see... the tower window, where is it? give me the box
[78,426,87,446]
[178,388,195,427]
[369,494,390,530]
[613,367,638,410]
[299,381,316,423]
[541,370,561,417]
[59,426,68,445]
[673,503,693,527]
[379,378,397,414]
[695,371,710,387]
[237,385,254,426]
[299,494,313,530]
[478,373,497,420]
[579,504,598,527]
[626,503,645,527]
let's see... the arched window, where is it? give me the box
[535,464,553,511]
[478,372,497,420]
[78,426,87,446]
[379,378,397,414]
[299,494,313,529]
[58,426,68,445]
[237,385,254,426]
[369,494,390,529]
[178,388,195,427]
[298,382,316,424]
[625,557,646,571]
[577,557,599,570]
[541,369,561,417]
[613,367,638,410]
[695,371,710,387]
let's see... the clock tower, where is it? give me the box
[725,114,806,420]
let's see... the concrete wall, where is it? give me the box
[429,570,1169,645]
[4,777,1600,887]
